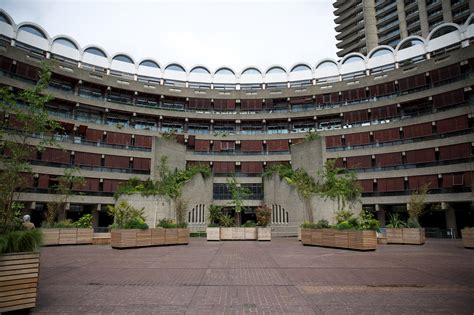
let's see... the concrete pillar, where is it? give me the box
[441,0,453,23]
[444,206,457,230]
[418,1,430,38]
[363,0,379,50]
[376,204,386,227]
[92,209,100,230]
[397,0,408,39]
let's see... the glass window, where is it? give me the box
[343,56,364,64]
[317,61,337,69]
[267,67,286,74]
[370,48,392,58]
[430,25,457,39]
[0,13,11,24]
[291,65,311,72]
[242,68,261,75]
[166,64,186,72]
[191,66,210,74]
[399,38,423,49]
[54,38,78,49]
[140,60,160,68]
[113,54,133,63]
[19,25,47,38]
[215,68,234,75]
[84,47,107,57]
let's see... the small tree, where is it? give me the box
[0,65,60,234]
[407,184,429,227]
[208,204,222,226]
[226,176,251,226]
[107,200,147,229]
[48,167,85,222]
[175,198,188,228]
[256,205,271,227]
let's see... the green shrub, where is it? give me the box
[406,217,421,228]
[208,223,219,228]
[219,214,234,227]
[208,205,222,225]
[107,201,147,229]
[41,219,76,228]
[123,218,149,230]
[177,222,188,228]
[75,214,93,228]
[335,221,355,230]
[463,227,474,230]
[242,220,256,227]
[386,213,407,228]
[357,209,380,230]
[0,229,43,254]
[315,219,330,229]
[301,221,316,229]
[156,218,176,228]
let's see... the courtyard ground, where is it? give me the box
[33,238,474,314]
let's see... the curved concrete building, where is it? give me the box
[1,9,473,235]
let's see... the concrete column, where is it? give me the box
[363,0,379,50]
[397,0,408,39]
[92,209,100,230]
[444,206,457,230]
[376,204,386,227]
[441,0,453,23]
[418,1,430,38]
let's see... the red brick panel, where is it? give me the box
[325,135,342,148]
[267,140,289,152]
[343,110,369,123]
[38,174,49,189]
[213,141,235,152]
[377,178,405,192]
[106,132,132,146]
[213,162,235,174]
[373,128,400,143]
[439,143,471,160]
[408,175,438,190]
[19,173,34,188]
[375,152,402,167]
[241,140,263,152]
[241,99,263,111]
[214,99,235,110]
[405,148,436,164]
[371,104,398,120]
[188,98,211,110]
[345,132,370,146]
[76,178,100,191]
[85,129,103,142]
[135,135,153,148]
[241,162,263,173]
[442,173,465,188]
[369,81,396,96]
[133,158,151,171]
[398,74,427,92]
[432,89,465,108]
[104,155,129,169]
[75,152,101,166]
[341,88,365,101]
[436,116,469,133]
[42,148,70,164]
[403,122,432,138]
[358,179,374,192]
[430,63,461,84]
[195,140,211,152]
[103,179,124,192]
[346,156,372,169]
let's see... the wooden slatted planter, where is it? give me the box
[111,228,189,249]
[461,229,474,248]
[42,228,94,246]
[0,252,40,313]
[385,228,425,245]
[301,229,377,251]
[257,227,271,241]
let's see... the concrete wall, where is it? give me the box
[153,137,186,180]
[118,173,213,228]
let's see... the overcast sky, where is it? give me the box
[1,0,338,72]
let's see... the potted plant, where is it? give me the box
[156,217,190,245]
[301,210,379,251]
[108,200,150,248]
[206,204,221,241]
[385,186,428,245]
[219,214,235,240]
[241,220,257,240]
[256,205,272,241]
[461,227,474,249]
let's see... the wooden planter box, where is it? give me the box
[111,228,189,249]
[42,228,93,246]
[257,227,271,241]
[386,228,425,245]
[301,229,377,251]
[219,227,257,240]
[461,229,474,248]
[0,252,40,313]
[206,227,220,241]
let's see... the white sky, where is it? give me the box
[0,0,338,72]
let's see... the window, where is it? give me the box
[139,60,160,69]
[19,25,47,38]
[84,47,107,57]
[113,54,133,63]
[53,38,78,49]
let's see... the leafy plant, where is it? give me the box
[357,209,380,230]
[386,213,407,228]
[256,205,271,227]
[407,184,430,227]
[301,221,316,229]
[242,220,256,227]
[208,204,222,225]
[75,214,93,228]
[156,218,176,228]
[315,219,330,229]
[335,221,355,230]
[107,201,147,229]
[226,176,251,226]
[123,217,148,230]
[41,219,76,228]
[0,229,43,254]
[304,130,320,142]
[219,214,235,227]
[0,64,60,235]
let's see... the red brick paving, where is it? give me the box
[33,238,474,314]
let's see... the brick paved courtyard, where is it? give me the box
[34,238,474,314]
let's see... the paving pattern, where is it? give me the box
[34,238,474,314]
